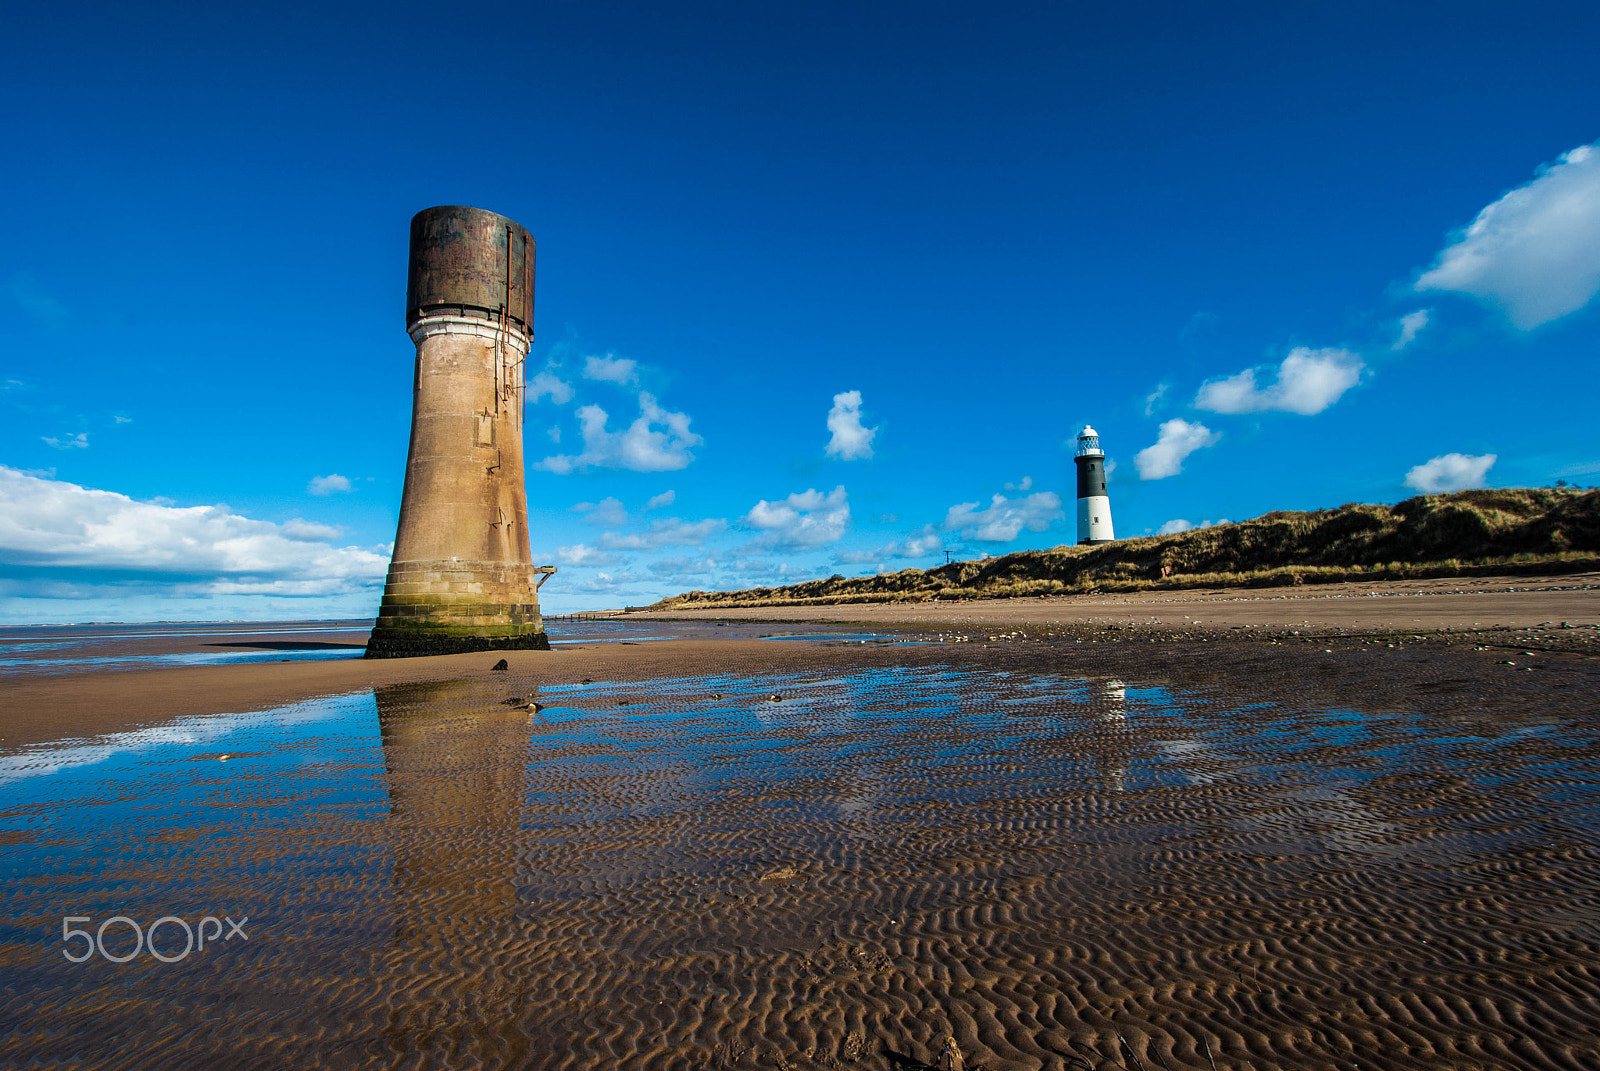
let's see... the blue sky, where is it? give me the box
[2,0,1598,622]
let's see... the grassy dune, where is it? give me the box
[650,488,1600,610]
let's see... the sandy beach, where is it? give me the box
[2,573,1599,1069]
[638,572,1600,634]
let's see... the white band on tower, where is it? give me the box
[408,313,531,355]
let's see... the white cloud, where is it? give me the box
[899,526,946,557]
[1404,452,1497,494]
[555,543,621,566]
[546,425,561,443]
[744,486,851,547]
[1392,309,1430,351]
[42,432,89,450]
[0,466,387,597]
[583,354,638,385]
[727,557,806,583]
[528,368,574,405]
[647,556,716,579]
[536,393,702,474]
[282,518,342,541]
[1156,518,1229,535]
[644,489,675,511]
[1134,419,1220,480]
[113,415,133,424]
[825,390,877,460]
[1003,476,1033,492]
[578,570,643,594]
[943,492,1062,542]
[598,516,726,550]
[836,525,944,564]
[1143,382,1170,416]
[308,474,352,495]
[1415,142,1600,329]
[572,497,629,527]
[1195,348,1364,415]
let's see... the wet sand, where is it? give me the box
[3,573,1595,750]
[2,575,1599,1069]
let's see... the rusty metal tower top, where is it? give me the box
[406,205,535,333]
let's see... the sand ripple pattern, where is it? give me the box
[3,662,1600,1069]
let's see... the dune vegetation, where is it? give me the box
[649,487,1600,610]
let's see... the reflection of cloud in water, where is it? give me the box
[1150,705,1416,855]
[1150,738,1223,785]
[1214,778,1406,859]
[0,700,353,785]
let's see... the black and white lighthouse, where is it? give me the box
[1075,425,1116,545]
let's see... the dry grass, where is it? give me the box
[651,487,1600,610]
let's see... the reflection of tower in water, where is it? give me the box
[1089,678,1132,793]
[375,679,535,1062]
[1092,678,1128,723]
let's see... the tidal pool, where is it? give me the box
[2,664,1597,1069]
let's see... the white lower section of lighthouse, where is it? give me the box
[1077,495,1115,543]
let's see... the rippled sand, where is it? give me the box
[3,648,1599,1069]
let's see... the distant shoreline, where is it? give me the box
[650,552,1600,611]
[0,618,372,631]
[2,571,1595,752]
[652,487,1600,611]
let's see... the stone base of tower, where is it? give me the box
[365,626,550,659]
[365,559,551,659]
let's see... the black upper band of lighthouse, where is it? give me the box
[1075,454,1108,498]
[406,205,536,331]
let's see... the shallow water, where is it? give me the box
[0,646,368,673]
[2,664,1599,1069]
[758,632,917,645]
[0,619,862,676]
[0,622,371,676]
